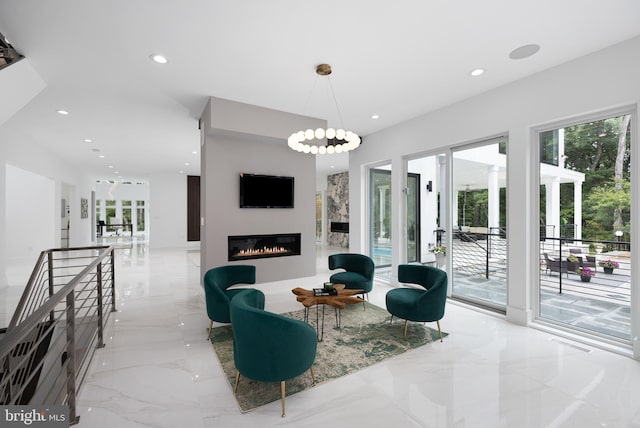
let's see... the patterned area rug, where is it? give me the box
[210,302,447,413]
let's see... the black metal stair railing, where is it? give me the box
[0,31,23,71]
[0,246,116,425]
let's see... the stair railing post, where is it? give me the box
[96,261,105,349]
[66,290,80,425]
[47,251,55,322]
[110,248,117,313]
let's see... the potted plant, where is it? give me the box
[576,266,595,282]
[430,245,446,267]
[598,259,619,274]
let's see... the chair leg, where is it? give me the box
[403,320,409,339]
[389,314,394,324]
[280,381,286,417]
[310,366,316,385]
[207,320,213,340]
[233,371,240,394]
[437,320,443,343]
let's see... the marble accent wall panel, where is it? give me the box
[327,172,349,248]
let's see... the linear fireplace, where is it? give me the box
[228,233,301,261]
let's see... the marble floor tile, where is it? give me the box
[73,243,640,428]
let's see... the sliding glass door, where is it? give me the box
[537,111,632,343]
[370,167,392,268]
[450,138,508,310]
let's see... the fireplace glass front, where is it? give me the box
[228,233,301,261]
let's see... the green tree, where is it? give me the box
[560,115,631,240]
[583,181,630,239]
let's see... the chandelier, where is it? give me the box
[288,64,361,155]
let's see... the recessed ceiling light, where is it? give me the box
[84,138,93,143]
[371,114,380,120]
[179,170,184,174]
[108,165,114,169]
[56,109,69,115]
[470,68,485,77]
[192,151,197,155]
[509,44,540,60]
[114,171,119,174]
[150,54,168,64]
[99,155,105,158]
[184,162,189,166]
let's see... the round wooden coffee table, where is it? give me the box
[291,284,364,341]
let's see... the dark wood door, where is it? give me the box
[187,175,200,241]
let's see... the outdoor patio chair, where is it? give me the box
[583,255,597,268]
[543,253,569,277]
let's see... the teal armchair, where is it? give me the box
[385,264,447,341]
[230,289,317,417]
[204,265,258,339]
[328,253,375,305]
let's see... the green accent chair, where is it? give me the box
[385,264,448,341]
[328,253,375,306]
[204,265,258,339]
[230,289,317,417]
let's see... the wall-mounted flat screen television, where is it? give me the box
[239,173,294,208]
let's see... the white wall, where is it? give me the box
[349,36,640,332]
[0,124,95,287]
[95,181,150,201]
[0,59,46,127]
[0,118,95,328]
[200,97,320,283]
[5,164,55,262]
[148,173,188,248]
[408,156,439,261]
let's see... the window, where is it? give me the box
[136,200,146,232]
[540,129,559,166]
[105,200,116,232]
[122,200,132,225]
[537,111,632,343]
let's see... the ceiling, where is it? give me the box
[1,1,639,183]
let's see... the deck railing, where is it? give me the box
[539,237,630,302]
[452,230,507,280]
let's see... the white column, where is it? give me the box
[546,178,561,238]
[452,189,459,229]
[438,155,447,230]
[488,165,500,230]
[558,128,566,167]
[573,181,582,240]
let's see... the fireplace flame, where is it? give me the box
[234,246,290,258]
